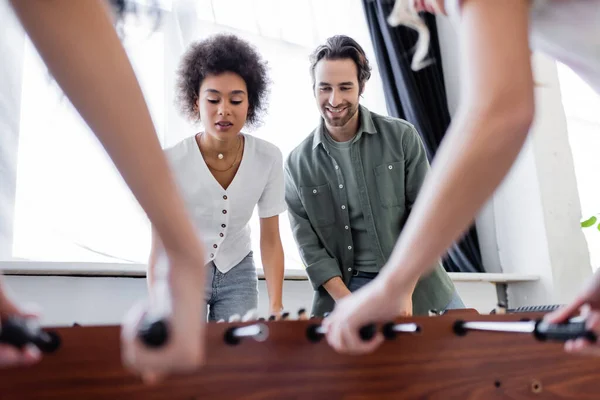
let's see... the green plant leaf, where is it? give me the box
[598,224,600,232]
[581,216,598,228]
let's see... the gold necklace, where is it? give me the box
[205,136,242,173]
[200,133,239,160]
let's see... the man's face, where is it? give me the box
[314,58,361,128]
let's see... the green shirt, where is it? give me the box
[284,105,456,317]
[323,129,378,272]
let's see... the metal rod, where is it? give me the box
[231,323,269,342]
[462,321,536,333]
[315,326,326,335]
[390,323,419,333]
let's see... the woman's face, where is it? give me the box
[197,72,249,140]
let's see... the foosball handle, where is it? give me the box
[138,316,169,348]
[534,320,597,342]
[306,324,322,343]
[224,327,241,345]
[382,322,395,340]
[453,320,467,336]
[359,323,377,341]
[306,323,377,343]
[0,316,61,353]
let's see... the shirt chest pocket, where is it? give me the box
[374,161,405,209]
[300,183,336,227]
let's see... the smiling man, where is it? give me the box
[284,35,463,317]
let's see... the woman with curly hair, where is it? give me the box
[148,34,286,321]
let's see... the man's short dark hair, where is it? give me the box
[309,35,372,93]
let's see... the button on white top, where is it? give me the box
[164,134,287,274]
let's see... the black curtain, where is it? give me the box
[362,0,483,273]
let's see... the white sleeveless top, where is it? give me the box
[164,134,286,273]
[445,0,600,95]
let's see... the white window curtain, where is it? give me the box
[0,0,389,272]
[558,63,600,270]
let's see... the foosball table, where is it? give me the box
[1,307,599,399]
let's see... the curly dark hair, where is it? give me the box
[176,34,270,127]
[309,35,372,94]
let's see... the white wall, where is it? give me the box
[4,275,498,327]
[3,275,312,326]
[436,17,592,307]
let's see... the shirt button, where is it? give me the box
[335,165,339,170]
[213,244,218,249]
[347,268,352,272]
[341,205,346,210]
[339,184,343,189]
[348,246,352,250]
[312,189,317,194]
[345,225,349,230]
[222,210,227,214]
[223,195,228,200]
[221,224,226,228]
[219,233,224,237]
[388,165,393,170]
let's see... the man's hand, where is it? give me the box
[322,276,412,355]
[0,282,42,368]
[121,249,206,383]
[546,269,600,356]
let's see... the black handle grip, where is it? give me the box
[137,317,169,348]
[0,317,61,353]
[382,322,397,340]
[534,320,597,342]
[224,327,241,345]
[306,324,322,343]
[358,323,376,341]
[306,323,377,343]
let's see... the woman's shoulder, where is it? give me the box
[244,134,282,161]
[164,135,197,161]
